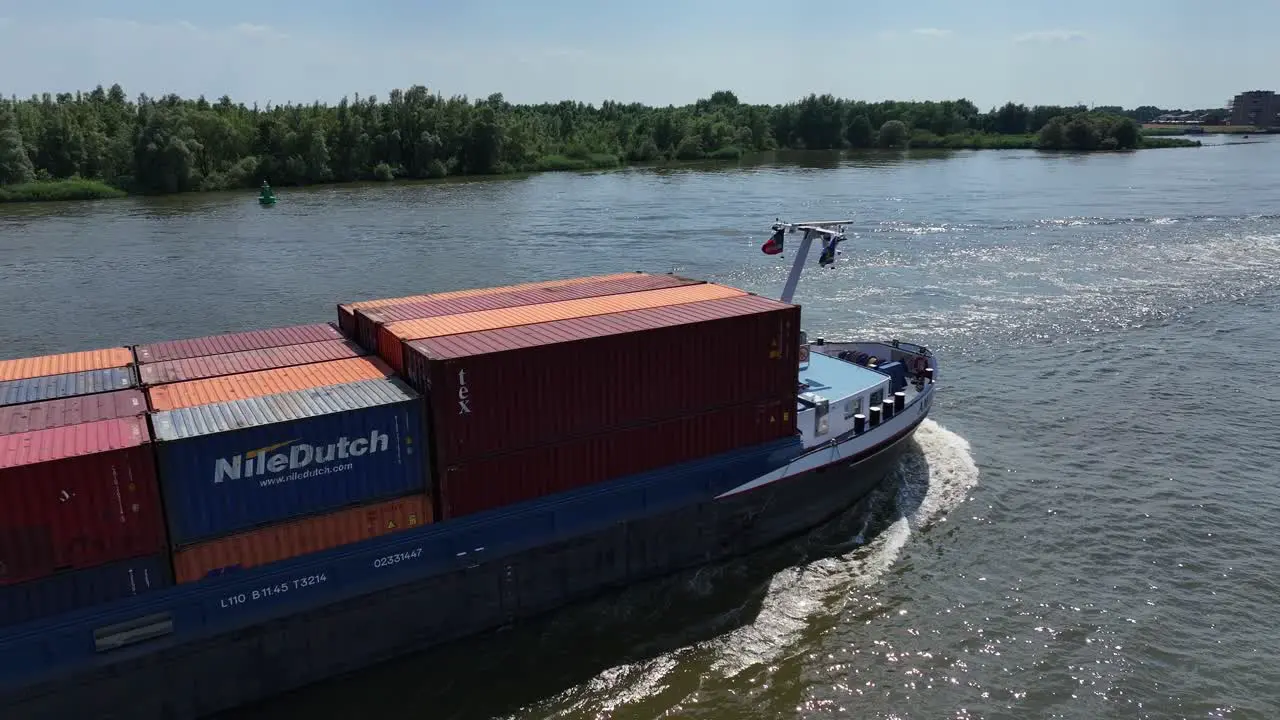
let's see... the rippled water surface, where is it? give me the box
[3,137,1279,720]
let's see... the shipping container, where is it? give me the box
[150,377,428,545]
[134,323,344,364]
[172,494,430,584]
[0,367,138,408]
[0,389,147,435]
[0,553,171,629]
[336,272,640,336]
[138,339,367,387]
[378,283,747,373]
[0,347,133,383]
[145,356,395,412]
[404,294,800,466]
[353,273,702,351]
[436,398,795,520]
[0,416,167,586]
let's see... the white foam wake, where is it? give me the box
[706,418,980,677]
[534,418,980,717]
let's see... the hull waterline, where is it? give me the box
[0,408,928,720]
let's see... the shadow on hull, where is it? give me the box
[226,436,933,720]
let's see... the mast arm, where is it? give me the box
[770,219,854,305]
[779,231,814,305]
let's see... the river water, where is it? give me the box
[3,136,1278,720]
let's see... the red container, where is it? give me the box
[137,339,366,386]
[436,399,795,520]
[134,323,344,363]
[405,294,800,467]
[0,389,148,435]
[0,416,167,585]
[353,273,702,351]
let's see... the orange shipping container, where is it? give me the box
[0,347,133,382]
[172,494,431,583]
[377,283,747,371]
[146,356,395,412]
[337,273,639,335]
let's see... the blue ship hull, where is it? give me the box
[0,388,931,720]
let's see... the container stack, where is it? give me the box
[0,346,139,408]
[374,281,745,373]
[394,288,802,520]
[134,326,431,585]
[0,348,169,628]
[0,272,804,627]
[351,272,703,354]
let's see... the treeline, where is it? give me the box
[0,85,1181,193]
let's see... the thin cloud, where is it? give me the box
[234,23,289,40]
[1014,29,1087,43]
[911,28,953,38]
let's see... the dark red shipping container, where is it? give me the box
[353,273,702,352]
[137,339,367,386]
[133,323,344,363]
[0,416,168,586]
[0,389,147,435]
[404,294,800,467]
[436,399,796,520]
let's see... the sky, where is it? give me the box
[0,0,1276,111]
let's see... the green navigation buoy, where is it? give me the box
[258,180,277,206]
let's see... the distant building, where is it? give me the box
[1229,90,1279,127]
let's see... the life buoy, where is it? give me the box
[911,356,928,375]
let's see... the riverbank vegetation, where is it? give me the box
[1142,124,1264,136]
[0,86,1202,201]
[0,178,125,202]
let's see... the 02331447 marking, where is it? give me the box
[372,547,422,568]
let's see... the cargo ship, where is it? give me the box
[0,220,937,719]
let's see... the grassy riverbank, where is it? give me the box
[0,179,127,203]
[0,87,1209,202]
[1142,124,1267,136]
[908,131,1199,150]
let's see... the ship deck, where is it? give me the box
[798,351,888,399]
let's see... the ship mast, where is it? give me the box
[768,219,853,304]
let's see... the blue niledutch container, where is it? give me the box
[150,378,428,545]
[0,367,138,408]
[0,553,171,629]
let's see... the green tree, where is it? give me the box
[0,85,1197,198]
[878,120,909,148]
[0,108,36,185]
[845,114,873,148]
[1112,118,1139,149]
[1038,116,1067,149]
[1064,116,1099,150]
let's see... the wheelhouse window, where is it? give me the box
[844,396,863,419]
